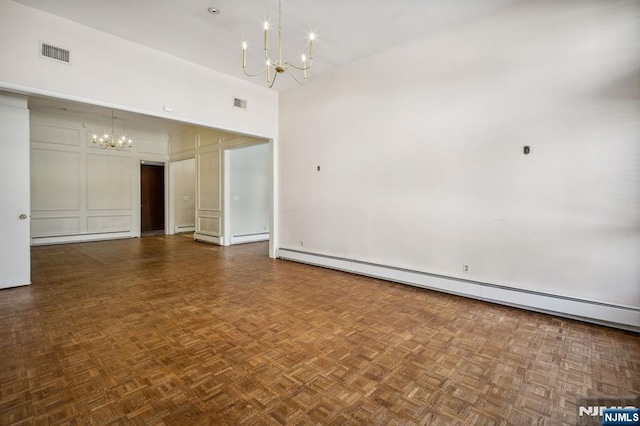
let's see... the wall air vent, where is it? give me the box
[39,42,71,64]
[233,97,247,109]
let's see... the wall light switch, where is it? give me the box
[163,104,173,112]
[182,195,189,201]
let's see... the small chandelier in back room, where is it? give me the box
[93,110,133,150]
[242,0,315,88]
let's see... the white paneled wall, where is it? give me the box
[197,150,222,238]
[168,125,267,245]
[30,111,169,245]
[171,158,196,233]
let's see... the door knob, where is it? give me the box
[19,214,28,220]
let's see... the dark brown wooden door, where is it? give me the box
[141,164,165,233]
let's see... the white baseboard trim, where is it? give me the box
[194,233,223,245]
[278,248,640,332]
[230,233,269,245]
[174,226,195,234]
[31,231,135,246]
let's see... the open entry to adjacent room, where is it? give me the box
[140,161,165,235]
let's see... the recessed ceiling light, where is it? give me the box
[208,7,220,15]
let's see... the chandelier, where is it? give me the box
[92,110,133,150]
[242,0,315,88]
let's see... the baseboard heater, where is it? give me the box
[174,226,195,233]
[31,231,134,246]
[278,248,640,332]
[230,232,269,245]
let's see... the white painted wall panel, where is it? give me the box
[199,129,221,148]
[31,216,81,236]
[31,123,80,146]
[198,216,220,235]
[86,155,132,210]
[31,149,81,211]
[87,215,131,233]
[29,112,169,242]
[197,151,221,211]
[172,158,196,228]
[169,127,197,155]
[137,138,168,155]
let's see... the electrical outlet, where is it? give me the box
[300,240,304,247]
[463,264,470,273]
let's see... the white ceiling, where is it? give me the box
[13,0,521,91]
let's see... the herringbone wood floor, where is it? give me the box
[0,236,638,425]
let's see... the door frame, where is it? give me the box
[138,159,168,237]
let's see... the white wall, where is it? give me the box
[279,0,640,317]
[171,158,196,232]
[30,111,169,244]
[229,143,270,240]
[0,1,278,139]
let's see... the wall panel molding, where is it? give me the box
[137,138,168,155]
[197,215,220,236]
[30,216,81,237]
[31,123,80,146]
[30,148,81,211]
[197,151,221,211]
[170,124,269,246]
[87,215,131,233]
[86,154,132,210]
[29,111,169,242]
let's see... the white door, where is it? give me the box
[0,99,31,289]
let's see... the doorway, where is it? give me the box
[224,143,270,245]
[140,162,165,235]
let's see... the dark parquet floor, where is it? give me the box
[0,236,638,425]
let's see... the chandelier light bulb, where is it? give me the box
[242,41,247,68]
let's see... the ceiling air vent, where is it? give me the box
[39,42,71,64]
[233,98,247,109]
